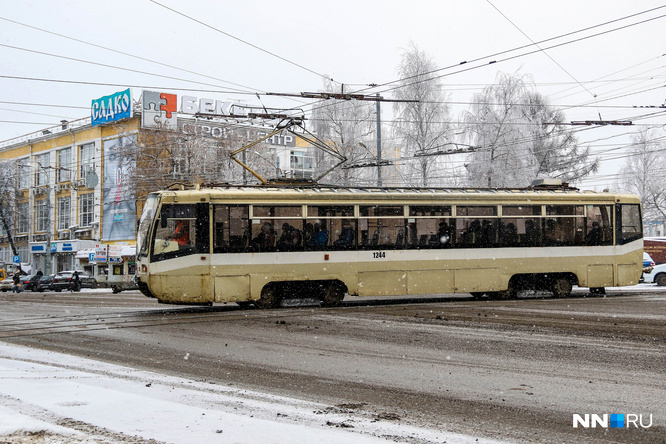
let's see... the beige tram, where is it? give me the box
[135,182,643,307]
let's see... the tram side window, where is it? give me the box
[407,206,452,248]
[407,218,453,248]
[496,218,541,247]
[359,206,405,249]
[213,205,249,253]
[498,205,538,247]
[454,206,498,248]
[151,203,209,261]
[585,205,613,246]
[251,205,302,252]
[544,205,584,246]
[617,204,642,245]
[306,206,354,250]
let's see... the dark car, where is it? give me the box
[51,271,98,292]
[21,274,41,291]
[34,274,55,292]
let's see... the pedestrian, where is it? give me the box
[13,273,21,293]
[71,270,81,292]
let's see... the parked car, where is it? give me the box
[644,252,655,268]
[0,277,13,292]
[643,263,666,286]
[34,274,55,292]
[51,271,98,292]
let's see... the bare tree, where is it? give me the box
[113,122,256,200]
[311,79,376,186]
[462,72,597,188]
[0,160,21,266]
[522,91,598,182]
[619,129,666,222]
[392,42,453,187]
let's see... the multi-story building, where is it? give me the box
[0,112,141,275]
[0,89,317,275]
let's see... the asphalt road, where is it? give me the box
[1,287,665,443]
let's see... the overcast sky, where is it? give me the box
[1,0,665,188]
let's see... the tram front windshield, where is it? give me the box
[137,194,159,258]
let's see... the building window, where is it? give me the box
[0,247,10,264]
[79,193,94,227]
[35,153,50,186]
[288,150,314,179]
[17,246,29,263]
[56,254,70,273]
[79,142,95,179]
[57,196,71,231]
[17,158,30,189]
[17,202,29,233]
[35,199,49,232]
[57,148,71,183]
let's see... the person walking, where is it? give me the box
[12,273,21,293]
[71,270,81,292]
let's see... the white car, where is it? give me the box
[643,263,666,286]
[0,277,13,292]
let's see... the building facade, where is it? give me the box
[0,114,141,275]
[0,89,318,275]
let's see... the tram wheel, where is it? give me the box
[551,278,572,298]
[320,281,345,307]
[255,284,282,309]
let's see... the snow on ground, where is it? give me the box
[0,342,503,444]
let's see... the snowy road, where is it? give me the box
[1,286,665,443]
[1,343,488,443]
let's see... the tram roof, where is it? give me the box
[153,184,640,204]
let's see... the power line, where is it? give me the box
[0,100,88,110]
[0,74,260,95]
[486,0,597,100]
[367,6,666,97]
[148,0,336,85]
[0,16,259,94]
[0,43,250,93]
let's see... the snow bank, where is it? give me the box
[0,343,502,443]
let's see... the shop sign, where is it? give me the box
[95,245,107,263]
[92,89,132,126]
[142,90,177,129]
[108,245,123,263]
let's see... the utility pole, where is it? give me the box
[376,94,382,187]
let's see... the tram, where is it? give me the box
[135,181,643,307]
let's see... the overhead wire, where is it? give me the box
[148,0,336,85]
[2,5,665,189]
[0,43,252,93]
[0,16,259,94]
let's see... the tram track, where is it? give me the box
[0,288,663,340]
[1,289,665,443]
